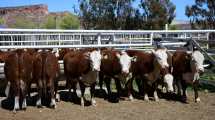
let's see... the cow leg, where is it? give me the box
[115,78,122,98]
[36,79,43,108]
[99,72,104,90]
[181,80,188,103]
[176,79,182,96]
[13,80,20,112]
[104,77,111,99]
[49,79,56,109]
[72,81,78,99]
[5,81,11,98]
[90,83,96,106]
[136,77,143,96]
[143,81,149,101]
[20,80,27,110]
[54,79,60,102]
[127,78,134,101]
[153,83,159,102]
[79,82,85,107]
[193,80,200,102]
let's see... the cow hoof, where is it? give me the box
[181,96,188,103]
[91,99,97,106]
[22,107,27,111]
[50,104,56,109]
[129,95,134,102]
[56,94,60,102]
[37,105,43,108]
[81,98,84,107]
[144,95,149,101]
[155,98,159,102]
[13,109,18,114]
[50,99,56,109]
[195,97,201,103]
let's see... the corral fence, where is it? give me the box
[0,29,215,79]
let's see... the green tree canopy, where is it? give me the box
[79,0,137,30]
[60,13,80,29]
[42,15,57,29]
[78,0,175,30]
[0,17,5,25]
[186,0,215,29]
[9,15,37,29]
[139,0,176,30]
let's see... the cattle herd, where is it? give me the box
[0,47,205,112]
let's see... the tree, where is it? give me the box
[42,15,57,29]
[139,0,176,30]
[60,13,80,29]
[78,0,175,30]
[9,15,37,29]
[0,17,5,25]
[78,0,138,30]
[186,0,215,29]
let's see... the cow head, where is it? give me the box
[190,51,205,80]
[88,50,102,71]
[116,51,134,74]
[153,48,169,68]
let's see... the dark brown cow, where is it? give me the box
[126,49,173,101]
[33,50,60,108]
[4,49,34,112]
[64,49,101,106]
[99,49,134,101]
[58,48,73,60]
[172,50,204,103]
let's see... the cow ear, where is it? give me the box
[84,52,90,58]
[102,54,108,59]
[151,49,155,54]
[131,56,137,62]
[116,53,121,59]
[38,49,42,52]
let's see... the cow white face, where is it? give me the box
[117,51,133,74]
[52,48,59,57]
[90,50,102,71]
[153,49,169,68]
[192,51,205,73]
[164,74,174,92]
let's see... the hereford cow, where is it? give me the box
[172,50,204,103]
[4,49,34,112]
[33,50,60,108]
[64,48,101,106]
[126,48,174,102]
[99,49,135,101]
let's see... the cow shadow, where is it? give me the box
[58,91,92,107]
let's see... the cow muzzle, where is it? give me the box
[164,74,174,93]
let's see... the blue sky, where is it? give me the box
[0,0,195,20]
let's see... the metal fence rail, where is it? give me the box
[0,29,215,79]
[0,29,214,49]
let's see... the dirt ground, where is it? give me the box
[0,90,215,120]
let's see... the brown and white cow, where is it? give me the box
[33,49,60,108]
[99,49,135,101]
[172,50,204,103]
[64,48,101,106]
[126,48,174,101]
[4,49,34,112]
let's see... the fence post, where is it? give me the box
[206,32,209,49]
[150,33,154,46]
[58,34,60,45]
[97,33,101,45]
